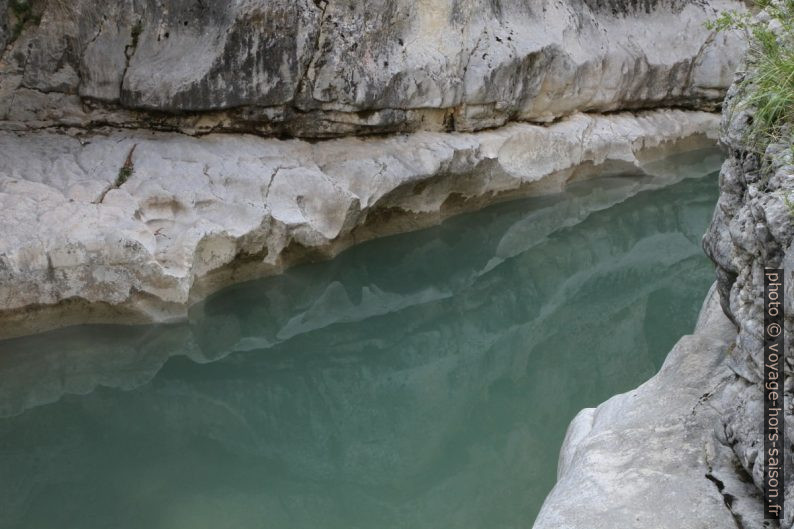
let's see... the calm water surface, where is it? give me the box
[0,150,722,529]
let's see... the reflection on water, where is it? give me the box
[0,150,721,529]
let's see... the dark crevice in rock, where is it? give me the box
[703,471,747,529]
[293,0,329,109]
[0,101,724,141]
[119,20,142,103]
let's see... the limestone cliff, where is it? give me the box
[0,1,772,527]
[1,0,742,137]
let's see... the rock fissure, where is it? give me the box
[294,0,329,110]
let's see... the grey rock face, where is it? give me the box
[0,0,744,137]
[702,74,794,528]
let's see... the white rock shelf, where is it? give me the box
[0,109,719,338]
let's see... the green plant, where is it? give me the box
[8,0,40,42]
[779,190,794,217]
[708,1,794,153]
[116,144,137,187]
[116,165,133,187]
[130,19,143,49]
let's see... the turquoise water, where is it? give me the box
[0,151,721,529]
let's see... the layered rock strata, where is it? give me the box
[0,0,747,334]
[0,0,743,137]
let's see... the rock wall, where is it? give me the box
[535,38,794,529]
[702,72,794,528]
[0,0,743,137]
[0,0,748,336]
[537,15,794,527]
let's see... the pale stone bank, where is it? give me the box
[0,0,767,527]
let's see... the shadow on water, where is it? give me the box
[0,149,722,529]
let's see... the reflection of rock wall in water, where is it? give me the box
[534,285,749,529]
[0,173,718,528]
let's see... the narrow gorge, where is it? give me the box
[0,1,789,528]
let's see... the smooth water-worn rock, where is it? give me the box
[0,0,765,525]
[0,0,744,137]
[701,73,794,528]
[0,110,720,338]
[534,285,762,529]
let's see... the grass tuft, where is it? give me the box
[782,190,794,217]
[708,1,794,153]
[115,144,137,187]
[8,0,40,42]
[116,165,133,187]
[130,19,143,49]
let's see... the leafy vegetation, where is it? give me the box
[707,1,794,152]
[130,19,143,49]
[8,0,41,42]
[782,190,794,216]
[116,165,133,187]
[116,145,137,187]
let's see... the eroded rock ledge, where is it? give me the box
[0,109,719,338]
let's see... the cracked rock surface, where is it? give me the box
[0,109,720,338]
[0,0,744,137]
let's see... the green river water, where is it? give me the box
[0,149,723,529]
